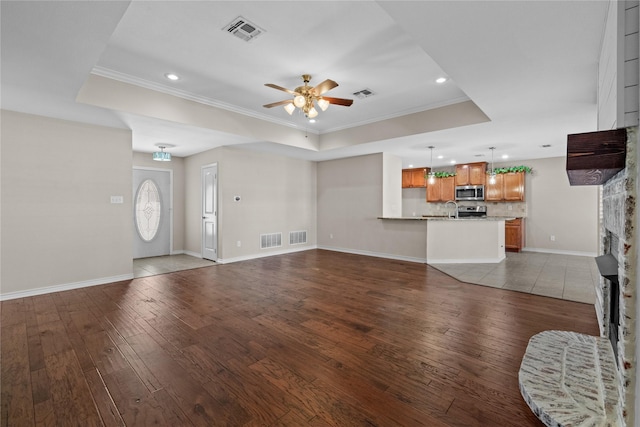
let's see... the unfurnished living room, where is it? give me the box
[2,1,639,426]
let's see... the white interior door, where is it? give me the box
[202,164,218,261]
[133,168,171,259]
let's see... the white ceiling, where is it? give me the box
[1,1,609,169]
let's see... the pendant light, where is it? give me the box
[489,147,496,184]
[153,145,172,162]
[428,146,436,184]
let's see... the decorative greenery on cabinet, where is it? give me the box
[489,165,532,174]
[425,171,457,178]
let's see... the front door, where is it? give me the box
[133,168,171,259]
[202,164,217,261]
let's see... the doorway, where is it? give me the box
[133,168,171,259]
[202,164,218,261]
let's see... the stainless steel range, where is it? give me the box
[457,205,487,218]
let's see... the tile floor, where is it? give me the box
[431,251,599,304]
[133,254,216,278]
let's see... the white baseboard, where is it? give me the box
[426,255,506,264]
[523,247,597,257]
[216,245,318,264]
[170,249,185,255]
[0,273,134,301]
[317,245,427,264]
[183,250,202,258]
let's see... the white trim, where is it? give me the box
[426,255,506,264]
[217,245,317,264]
[0,274,134,301]
[90,68,318,135]
[523,247,598,257]
[316,245,427,264]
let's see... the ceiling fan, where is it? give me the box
[263,74,353,118]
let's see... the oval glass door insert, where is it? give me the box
[135,179,161,242]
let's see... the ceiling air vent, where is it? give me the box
[353,89,375,99]
[223,16,265,42]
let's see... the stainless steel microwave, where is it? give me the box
[455,185,485,201]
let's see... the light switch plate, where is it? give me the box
[110,196,124,204]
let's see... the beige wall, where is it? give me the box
[523,157,599,255]
[1,110,133,297]
[317,153,427,261]
[184,146,317,262]
[132,152,185,253]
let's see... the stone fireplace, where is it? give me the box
[599,126,637,426]
[519,127,637,427]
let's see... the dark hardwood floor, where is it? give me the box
[1,249,599,426]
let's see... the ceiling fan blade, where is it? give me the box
[265,83,298,95]
[322,96,353,107]
[313,79,338,96]
[263,100,293,108]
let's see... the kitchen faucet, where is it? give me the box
[445,200,458,218]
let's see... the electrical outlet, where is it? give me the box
[550,235,556,241]
[330,233,334,239]
[237,240,241,247]
[507,205,512,211]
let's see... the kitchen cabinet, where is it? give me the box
[455,162,487,186]
[505,218,525,252]
[485,171,525,202]
[503,172,525,201]
[427,176,455,202]
[402,168,428,188]
[485,173,503,201]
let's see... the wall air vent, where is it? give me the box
[289,230,307,245]
[353,88,375,99]
[260,232,282,249]
[223,16,265,42]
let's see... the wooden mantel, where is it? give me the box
[566,128,627,185]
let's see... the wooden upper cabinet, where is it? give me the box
[503,172,525,201]
[440,176,455,201]
[485,171,525,201]
[455,162,487,186]
[426,176,455,202]
[426,178,441,202]
[402,168,428,188]
[485,173,504,201]
[402,169,412,188]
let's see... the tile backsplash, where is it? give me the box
[401,188,527,217]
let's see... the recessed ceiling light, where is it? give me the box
[437,155,444,159]
[309,119,316,123]
[436,77,447,84]
[502,154,509,159]
[408,164,414,168]
[164,73,180,81]
[450,160,456,164]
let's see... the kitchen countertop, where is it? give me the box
[378,216,517,221]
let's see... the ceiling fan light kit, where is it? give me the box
[264,74,353,118]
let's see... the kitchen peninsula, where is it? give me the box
[378,216,508,263]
